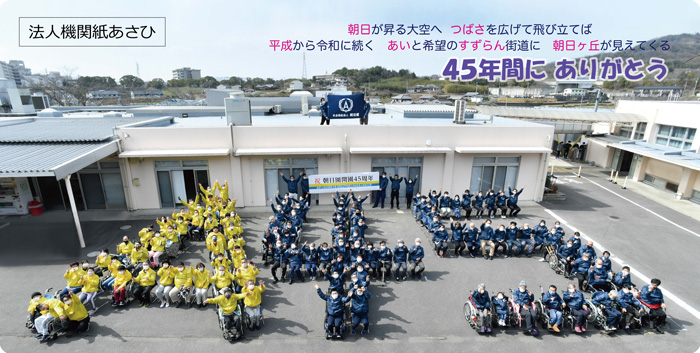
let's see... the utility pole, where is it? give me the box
[693,78,699,96]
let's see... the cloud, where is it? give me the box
[696,0,700,7]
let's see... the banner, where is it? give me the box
[308,172,379,194]
[327,93,365,119]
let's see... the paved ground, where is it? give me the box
[2,173,700,353]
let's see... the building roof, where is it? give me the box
[132,90,165,95]
[0,141,119,179]
[474,106,646,123]
[0,117,172,142]
[632,86,684,90]
[591,136,700,172]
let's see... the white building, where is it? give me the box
[0,78,37,114]
[586,101,700,202]
[172,67,201,80]
[562,88,587,97]
[288,80,303,91]
[0,60,32,87]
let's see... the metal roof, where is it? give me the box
[0,141,119,179]
[0,117,172,143]
[589,135,700,172]
[474,106,646,123]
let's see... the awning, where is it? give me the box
[234,147,343,156]
[455,147,551,154]
[119,149,231,158]
[349,147,452,154]
[474,106,646,124]
[0,140,119,180]
[609,141,700,172]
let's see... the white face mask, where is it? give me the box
[331,294,338,300]
[352,278,358,282]
[338,242,344,246]
[310,247,315,251]
[415,242,420,246]
[248,285,255,290]
[87,271,94,275]
[178,267,184,272]
[356,257,362,262]
[485,224,490,228]
[143,265,149,270]
[82,263,89,268]
[218,270,225,275]
[497,295,504,300]
[519,287,526,292]
[218,257,223,260]
[358,268,364,272]
[367,245,372,249]
[33,296,41,301]
[524,226,529,230]
[198,268,204,272]
[569,288,575,293]
[72,266,79,271]
[100,252,106,256]
[478,289,484,294]
[540,223,545,226]
[332,274,339,279]
[242,263,248,268]
[119,271,125,275]
[64,300,72,306]
[595,265,602,269]
[398,243,404,247]
[380,246,386,250]
[499,227,505,231]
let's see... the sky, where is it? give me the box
[1,0,699,81]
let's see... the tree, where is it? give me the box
[200,76,219,88]
[148,78,165,89]
[119,75,145,90]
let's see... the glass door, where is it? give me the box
[157,171,174,207]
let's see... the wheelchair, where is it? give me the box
[463,296,493,333]
[589,302,617,332]
[544,250,566,276]
[177,286,196,308]
[323,296,352,340]
[42,316,70,342]
[561,305,590,333]
[216,302,245,341]
[506,291,536,329]
[240,301,266,331]
[491,294,519,328]
[26,288,60,331]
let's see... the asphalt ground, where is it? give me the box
[1,179,700,352]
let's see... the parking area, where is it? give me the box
[1,184,700,352]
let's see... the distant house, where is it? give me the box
[419,95,434,101]
[131,90,165,99]
[633,86,684,98]
[256,84,275,90]
[563,88,587,97]
[469,95,484,103]
[86,90,119,99]
[390,94,413,103]
[414,84,441,93]
[289,80,303,91]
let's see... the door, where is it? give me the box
[171,170,187,205]
[102,173,126,209]
[619,151,634,175]
[79,174,106,209]
[36,177,65,211]
[408,166,422,195]
[157,171,174,207]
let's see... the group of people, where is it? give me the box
[555,140,587,161]
[28,180,267,342]
[319,97,371,125]
[414,185,524,225]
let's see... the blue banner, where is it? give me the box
[327,93,365,119]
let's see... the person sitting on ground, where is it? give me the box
[563,283,589,333]
[60,290,90,334]
[591,289,622,331]
[471,283,492,333]
[512,281,539,336]
[315,283,351,339]
[543,285,563,332]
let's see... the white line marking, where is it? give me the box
[0,223,9,230]
[577,174,700,239]
[544,208,700,322]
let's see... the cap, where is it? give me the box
[519,280,527,287]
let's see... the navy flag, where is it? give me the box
[327,93,365,119]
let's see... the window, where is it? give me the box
[691,190,700,205]
[634,122,647,140]
[655,124,696,149]
[618,124,633,139]
[643,174,678,193]
[471,156,520,193]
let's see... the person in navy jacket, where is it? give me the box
[640,278,667,333]
[314,283,350,338]
[405,176,419,209]
[348,286,371,335]
[519,223,535,257]
[591,290,622,331]
[493,292,509,327]
[513,281,539,336]
[496,190,508,218]
[543,285,563,332]
[388,174,404,209]
[471,283,492,333]
[377,241,393,282]
[361,97,370,125]
[280,172,301,199]
[433,224,450,258]
[563,284,589,333]
[408,238,425,279]
[299,172,311,208]
[465,223,481,257]
[319,98,330,125]
[568,231,582,254]
[507,185,523,217]
[572,253,593,291]
[372,172,389,209]
[557,240,576,277]
[461,190,474,219]
[484,190,497,219]
[285,244,305,284]
[479,220,495,260]
[619,284,644,333]
[505,222,522,257]
[302,242,319,280]
[393,240,409,281]
[473,191,485,218]
[450,218,466,257]
[271,241,287,283]
[613,266,635,289]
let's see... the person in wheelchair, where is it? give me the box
[572,253,593,291]
[129,242,148,270]
[591,289,622,332]
[211,265,236,295]
[614,266,635,289]
[471,283,492,333]
[170,262,193,307]
[211,252,232,272]
[492,292,509,327]
[557,240,576,277]
[116,236,134,263]
[563,283,589,333]
[33,296,65,342]
[203,287,246,336]
[542,285,563,332]
[242,279,266,331]
[513,281,539,336]
[321,267,347,295]
[348,286,371,335]
[588,258,613,292]
[640,278,667,334]
[111,265,132,308]
[314,283,351,339]
[27,292,48,331]
[619,284,645,334]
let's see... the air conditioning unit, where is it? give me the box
[453,99,465,124]
[272,105,282,114]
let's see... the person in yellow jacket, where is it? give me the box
[190,210,205,241]
[222,199,238,217]
[172,208,191,222]
[149,232,167,266]
[28,291,48,329]
[179,194,200,213]
[60,291,90,333]
[200,182,215,199]
[211,252,232,272]
[242,279,266,330]
[211,265,236,294]
[130,242,148,266]
[102,258,121,290]
[133,263,156,307]
[61,262,85,296]
[225,221,244,240]
[230,246,247,269]
[138,225,155,248]
[78,267,100,313]
[95,250,111,273]
[234,259,259,288]
[204,287,246,332]
[214,180,230,202]
[228,235,246,253]
[156,217,170,233]
[112,265,132,307]
[173,215,190,248]
[116,236,134,263]
[34,297,65,341]
[207,230,227,260]
[169,262,193,307]
[193,262,211,307]
[156,261,176,308]
[204,213,219,232]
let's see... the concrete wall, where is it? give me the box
[645,159,683,184]
[586,140,612,168]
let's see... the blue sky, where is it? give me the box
[1,0,699,81]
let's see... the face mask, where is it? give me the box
[163,264,169,268]
[72,266,79,271]
[310,247,315,251]
[242,263,248,268]
[596,265,602,269]
[119,271,125,275]
[540,223,545,226]
[83,263,89,268]
[497,295,504,300]
[338,242,344,246]
[331,294,338,300]
[178,267,184,272]
[143,265,149,270]
[415,242,420,246]
[198,267,204,272]
[291,245,297,249]
[567,244,572,248]
[623,289,630,294]
[358,267,364,272]
[499,227,505,231]
[248,285,255,290]
[380,246,386,250]
[478,289,484,294]
[519,288,526,293]
[524,226,529,230]
[33,296,41,301]
[398,243,404,247]
[100,252,106,256]
[623,271,629,275]
[332,274,339,279]
[87,271,94,275]
[276,244,282,248]
[367,245,372,249]
[225,294,231,299]
[569,288,575,293]
[357,257,362,262]
[64,300,72,305]
[218,256,223,260]
[219,271,225,275]
[352,278,358,282]
[485,224,491,228]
